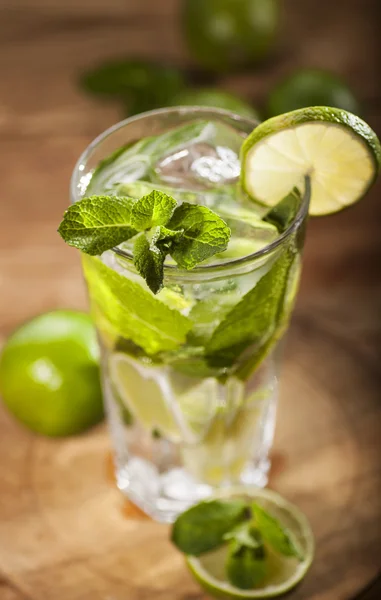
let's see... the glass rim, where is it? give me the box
[71,106,310,276]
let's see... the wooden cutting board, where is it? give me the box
[0,297,380,600]
[0,0,380,598]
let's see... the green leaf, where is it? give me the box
[226,530,267,590]
[82,255,191,354]
[168,203,231,269]
[133,234,166,295]
[130,191,177,230]
[58,195,137,255]
[171,499,247,556]
[252,503,305,561]
[206,247,295,368]
[263,188,302,232]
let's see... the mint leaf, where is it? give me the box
[82,255,191,354]
[130,190,177,230]
[150,225,184,251]
[252,503,305,561]
[226,530,267,590]
[168,203,231,269]
[206,247,295,368]
[133,234,165,294]
[264,188,301,232]
[133,226,184,294]
[58,195,137,255]
[171,499,247,556]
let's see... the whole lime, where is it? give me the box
[267,68,360,117]
[183,0,279,72]
[171,88,260,119]
[0,310,104,437]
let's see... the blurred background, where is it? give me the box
[0,1,380,599]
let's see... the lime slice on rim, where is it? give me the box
[185,487,314,599]
[241,107,381,216]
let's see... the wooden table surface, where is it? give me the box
[0,1,380,599]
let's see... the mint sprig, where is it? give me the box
[58,191,231,294]
[171,497,305,591]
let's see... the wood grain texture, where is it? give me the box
[0,0,380,599]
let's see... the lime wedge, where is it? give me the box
[241,107,381,216]
[186,487,314,599]
[109,352,221,442]
[109,352,181,441]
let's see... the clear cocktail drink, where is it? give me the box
[71,108,309,521]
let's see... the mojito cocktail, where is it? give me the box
[69,108,308,521]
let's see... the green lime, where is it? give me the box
[185,487,314,599]
[183,0,279,72]
[241,106,381,215]
[0,310,103,436]
[267,69,360,117]
[172,88,259,119]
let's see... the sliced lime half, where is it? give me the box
[186,487,314,599]
[241,107,381,216]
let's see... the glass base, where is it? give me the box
[116,457,270,523]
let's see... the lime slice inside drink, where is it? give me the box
[109,353,221,442]
[185,487,314,599]
[241,107,381,215]
[109,352,181,441]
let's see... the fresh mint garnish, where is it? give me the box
[252,503,305,561]
[171,496,308,591]
[130,190,177,230]
[57,195,137,256]
[59,192,231,294]
[225,527,267,590]
[168,202,231,269]
[171,499,247,556]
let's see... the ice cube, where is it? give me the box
[86,137,158,195]
[154,120,245,189]
[191,146,240,185]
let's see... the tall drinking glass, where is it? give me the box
[71,108,309,522]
